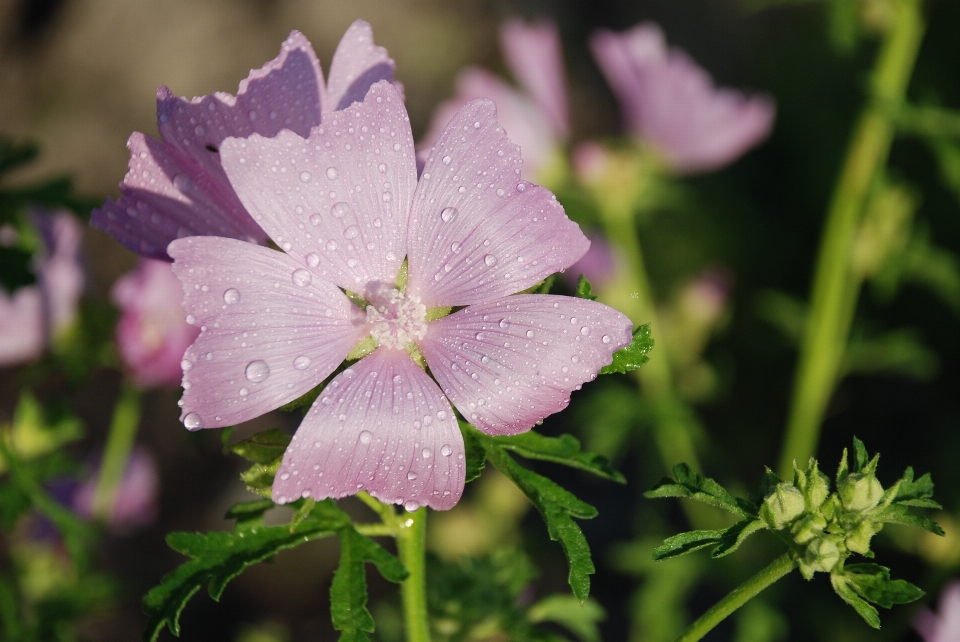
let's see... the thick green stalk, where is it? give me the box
[396,507,430,642]
[92,384,141,520]
[778,0,925,476]
[676,554,797,642]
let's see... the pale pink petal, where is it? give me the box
[220,82,415,293]
[169,236,366,429]
[112,259,200,388]
[563,234,618,291]
[325,20,396,112]
[500,19,568,138]
[36,212,84,334]
[419,69,556,181]
[273,348,465,511]
[407,99,588,308]
[93,133,264,259]
[0,287,44,366]
[73,447,159,530]
[937,582,960,642]
[420,295,632,435]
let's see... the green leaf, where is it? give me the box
[228,428,290,463]
[0,138,39,177]
[645,463,756,518]
[711,519,767,558]
[893,467,942,508]
[651,519,765,561]
[843,564,925,608]
[475,430,598,603]
[599,324,653,375]
[490,431,625,483]
[461,425,487,484]
[852,437,869,473]
[537,273,558,294]
[143,500,350,641]
[575,275,597,301]
[527,595,605,642]
[877,504,944,535]
[330,527,408,641]
[830,574,881,629]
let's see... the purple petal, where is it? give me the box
[93,133,264,259]
[420,295,632,435]
[273,349,465,511]
[407,99,588,308]
[418,69,556,181]
[220,82,416,293]
[325,20,396,112]
[169,236,365,429]
[500,19,568,138]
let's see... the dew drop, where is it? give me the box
[422,448,432,458]
[437,410,448,421]
[440,444,453,457]
[239,387,249,397]
[526,330,535,338]
[378,163,387,173]
[440,206,458,223]
[359,430,373,445]
[404,500,420,512]
[343,225,360,239]
[326,167,338,180]
[245,360,271,383]
[499,319,510,329]
[441,155,452,165]
[580,326,590,336]
[173,173,193,191]
[326,240,339,251]
[406,471,418,480]
[181,359,193,371]
[183,412,203,431]
[382,191,392,203]
[484,254,498,266]
[223,288,240,304]
[185,314,197,325]
[306,252,320,267]
[292,269,312,287]
[294,356,311,370]
[602,335,612,344]
[571,355,580,364]
[299,171,312,183]
[331,202,351,218]
[309,213,322,226]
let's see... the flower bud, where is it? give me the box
[799,537,841,579]
[791,512,827,545]
[760,483,806,530]
[839,471,884,513]
[845,518,882,555]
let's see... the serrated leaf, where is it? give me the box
[652,519,764,561]
[330,527,408,641]
[852,437,869,472]
[143,500,350,641]
[877,505,944,535]
[599,324,653,375]
[711,519,767,558]
[527,594,605,642]
[461,424,487,484]
[645,463,756,518]
[893,468,942,508]
[239,459,283,497]
[490,431,625,483]
[477,433,597,602]
[831,573,881,629]
[223,499,275,524]
[537,273,558,294]
[843,564,925,608]
[228,428,291,464]
[575,275,597,301]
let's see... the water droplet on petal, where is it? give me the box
[183,412,203,431]
[378,163,387,173]
[422,448,432,458]
[181,358,194,371]
[441,155,452,165]
[292,269,312,287]
[440,207,458,223]
[406,471,418,480]
[602,335,612,344]
[309,213,322,226]
[382,191,392,203]
[404,500,420,512]
[343,225,359,239]
[327,240,339,251]
[440,444,453,457]
[245,360,270,383]
[437,410,448,421]
[581,327,590,336]
[331,202,351,218]
[571,355,580,364]
[359,430,373,445]
[306,252,320,267]
[239,387,249,397]
[326,167,338,180]
[299,171,312,183]
[173,173,193,191]
[223,288,240,305]
[499,319,510,329]
[294,356,311,370]
[526,330,535,338]
[484,254,497,267]
[185,314,196,325]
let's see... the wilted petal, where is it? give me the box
[221,82,415,292]
[326,20,397,112]
[170,237,365,429]
[420,294,632,435]
[94,133,264,259]
[500,19,568,138]
[407,99,588,308]
[273,349,465,510]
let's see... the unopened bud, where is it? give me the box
[845,519,882,555]
[761,483,806,530]
[801,537,841,578]
[791,512,827,545]
[839,471,884,513]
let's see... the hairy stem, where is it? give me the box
[396,507,430,642]
[778,0,925,476]
[92,384,141,521]
[676,554,797,642]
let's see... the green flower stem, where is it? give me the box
[91,384,141,521]
[395,507,430,642]
[778,0,925,477]
[675,553,797,642]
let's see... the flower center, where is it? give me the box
[365,286,427,350]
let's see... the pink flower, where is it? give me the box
[590,23,775,174]
[92,21,397,260]
[170,82,632,511]
[915,580,960,642]
[419,19,568,181]
[73,447,160,531]
[563,234,617,291]
[112,259,200,388]
[0,212,84,366]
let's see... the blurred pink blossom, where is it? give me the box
[420,19,568,180]
[679,266,734,328]
[0,212,84,366]
[564,234,618,291]
[112,258,199,388]
[590,22,775,174]
[170,82,631,510]
[73,447,160,531]
[92,21,397,260]
[915,580,960,642]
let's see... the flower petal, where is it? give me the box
[273,348,465,511]
[407,99,588,307]
[169,236,365,429]
[420,294,632,435]
[92,133,264,259]
[220,81,416,293]
[325,20,397,112]
[500,19,568,138]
